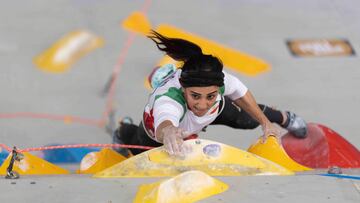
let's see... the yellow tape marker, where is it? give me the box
[156,24,270,76]
[64,116,73,124]
[34,30,104,73]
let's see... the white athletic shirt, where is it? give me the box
[143,68,248,142]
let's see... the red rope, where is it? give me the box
[101,32,137,121]
[0,1,155,153]
[18,143,154,152]
[0,143,12,152]
[0,0,154,128]
[141,0,152,14]
[102,0,152,121]
[0,112,102,127]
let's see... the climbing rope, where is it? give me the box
[0,143,154,153]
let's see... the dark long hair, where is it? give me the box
[148,30,224,87]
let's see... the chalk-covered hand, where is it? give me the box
[162,126,191,156]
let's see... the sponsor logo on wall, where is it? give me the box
[286,39,356,57]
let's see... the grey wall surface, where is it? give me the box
[0,0,359,202]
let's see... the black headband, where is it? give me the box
[179,71,224,87]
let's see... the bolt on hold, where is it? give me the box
[5,146,24,179]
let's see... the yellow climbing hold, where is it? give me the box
[0,152,69,175]
[122,11,270,77]
[156,24,270,76]
[248,136,311,172]
[77,148,127,174]
[34,30,104,73]
[94,139,293,178]
[122,11,152,35]
[134,170,228,203]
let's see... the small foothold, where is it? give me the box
[328,166,342,174]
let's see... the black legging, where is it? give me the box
[211,97,284,129]
[116,96,285,155]
[115,122,162,155]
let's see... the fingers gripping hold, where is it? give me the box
[162,126,190,156]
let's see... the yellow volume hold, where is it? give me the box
[248,136,311,172]
[134,170,228,203]
[77,148,127,174]
[34,30,104,73]
[94,139,293,178]
[0,152,69,175]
